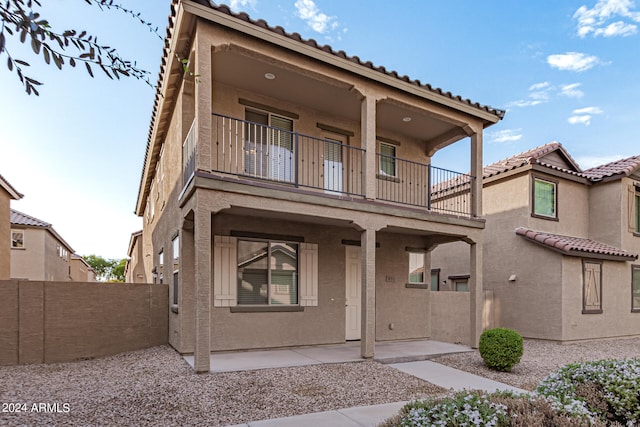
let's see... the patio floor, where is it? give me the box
[183,339,473,372]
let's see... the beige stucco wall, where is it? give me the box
[430,291,470,344]
[11,228,45,280]
[0,280,168,365]
[0,190,10,280]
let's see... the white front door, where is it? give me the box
[345,245,361,340]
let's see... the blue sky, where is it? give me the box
[1,0,639,258]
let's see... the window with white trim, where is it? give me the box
[533,177,557,219]
[237,239,298,305]
[172,235,179,306]
[11,230,24,248]
[158,249,164,285]
[408,252,425,284]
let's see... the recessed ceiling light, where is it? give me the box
[264,73,276,80]
[402,116,412,122]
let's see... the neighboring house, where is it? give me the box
[0,175,23,280]
[431,142,640,342]
[136,0,504,371]
[10,209,75,281]
[125,230,148,283]
[69,254,96,282]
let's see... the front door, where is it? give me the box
[345,245,361,340]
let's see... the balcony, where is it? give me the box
[183,113,474,217]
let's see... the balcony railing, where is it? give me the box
[202,113,474,217]
[212,113,365,196]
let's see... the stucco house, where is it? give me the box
[125,230,148,283]
[1,175,23,280]
[135,0,504,371]
[69,254,97,282]
[431,142,640,342]
[10,209,77,282]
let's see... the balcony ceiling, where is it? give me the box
[212,50,464,146]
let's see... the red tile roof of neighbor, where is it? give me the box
[515,227,638,261]
[582,155,640,180]
[483,142,583,179]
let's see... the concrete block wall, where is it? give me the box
[0,280,168,365]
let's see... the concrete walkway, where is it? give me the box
[183,339,473,372]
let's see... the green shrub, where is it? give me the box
[478,328,523,372]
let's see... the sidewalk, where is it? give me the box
[228,360,527,427]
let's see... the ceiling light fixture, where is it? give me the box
[402,116,412,122]
[264,72,276,80]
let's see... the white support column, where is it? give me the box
[361,95,377,200]
[193,207,212,373]
[470,130,483,218]
[360,227,376,358]
[469,240,483,348]
[194,24,212,173]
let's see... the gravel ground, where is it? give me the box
[2,338,639,426]
[0,345,445,427]
[433,336,640,391]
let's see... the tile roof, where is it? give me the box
[515,227,638,261]
[582,155,640,180]
[0,174,23,199]
[483,142,582,179]
[10,209,50,227]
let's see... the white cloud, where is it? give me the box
[547,52,601,72]
[294,0,337,34]
[576,155,625,168]
[560,83,584,98]
[488,129,523,143]
[506,81,552,108]
[574,0,640,37]
[568,106,604,125]
[228,0,257,11]
[529,82,550,91]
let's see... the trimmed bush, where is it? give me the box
[479,328,523,372]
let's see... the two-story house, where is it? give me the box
[10,209,76,282]
[431,142,640,342]
[135,0,504,372]
[1,175,23,280]
[124,230,148,283]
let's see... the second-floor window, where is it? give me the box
[533,177,557,219]
[11,230,24,248]
[379,142,396,177]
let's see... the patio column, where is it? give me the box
[194,207,212,372]
[194,23,212,173]
[360,227,376,358]
[361,94,377,200]
[469,240,483,347]
[470,130,483,217]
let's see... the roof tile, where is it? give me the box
[515,227,638,261]
[582,155,640,180]
[10,209,50,227]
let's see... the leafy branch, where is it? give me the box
[0,0,162,95]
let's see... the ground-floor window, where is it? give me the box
[583,260,603,314]
[430,269,440,291]
[237,239,298,305]
[408,252,425,285]
[632,265,640,312]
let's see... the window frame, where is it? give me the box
[531,176,558,220]
[430,268,441,291]
[236,237,300,306]
[632,264,640,313]
[378,142,397,177]
[171,234,180,311]
[407,251,426,285]
[635,188,640,234]
[158,249,164,285]
[448,275,470,292]
[582,259,603,314]
[11,229,24,249]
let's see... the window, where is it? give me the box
[158,249,164,285]
[244,109,294,182]
[533,177,557,219]
[583,260,603,314]
[11,230,24,248]
[635,190,640,233]
[172,235,179,307]
[237,239,298,305]
[449,275,470,292]
[430,269,440,291]
[379,142,396,177]
[408,252,425,284]
[632,265,640,312]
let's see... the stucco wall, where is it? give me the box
[11,228,45,280]
[0,280,168,365]
[430,291,470,345]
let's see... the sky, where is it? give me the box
[1,0,639,259]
